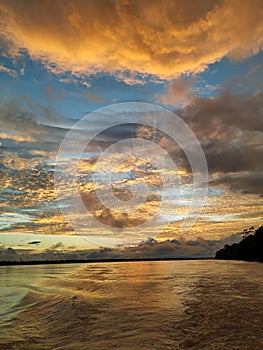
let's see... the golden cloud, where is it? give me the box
[0,132,36,143]
[0,0,262,79]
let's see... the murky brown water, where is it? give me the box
[1,260,263,349]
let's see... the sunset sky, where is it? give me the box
[0,0,262,254]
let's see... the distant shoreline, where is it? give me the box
[0,257,214,266]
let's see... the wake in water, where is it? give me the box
[0,260,263,349]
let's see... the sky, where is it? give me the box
[0,0,262,256]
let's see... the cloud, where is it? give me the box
[175,90,263,196]
[159,78,196,106]
[178,91,263,165]
[0,63,17,77]
[0,100,46,136]
[50,241,65,250]
[0,132,36,143]
[0,232,244,261]
[0,0,262,79]
[181,90,263,132]
[0,90,262,240]
[211,171,263,197]
[0,98,75,151]
[43,86,64,102]
[85,91,104,103]
[0,99,75,236]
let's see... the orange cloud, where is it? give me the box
[0,0,262,79]
[159,78,196,106]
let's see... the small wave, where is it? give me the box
[1,261,263,349]
[0,288,30,326]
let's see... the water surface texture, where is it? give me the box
[0,260,263,349]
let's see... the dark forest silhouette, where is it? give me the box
[216,225,263,262]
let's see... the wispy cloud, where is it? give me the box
[0,63,17,77]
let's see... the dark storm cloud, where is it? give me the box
[174,90,263,196]
[211,172,263,197]
[181,90,263,132]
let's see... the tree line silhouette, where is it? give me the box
[216,225,263,262]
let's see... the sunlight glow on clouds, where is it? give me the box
[0,0,262,254]
[0,0,262,80]
[0,90,262,243]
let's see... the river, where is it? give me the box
[0,260,263,349]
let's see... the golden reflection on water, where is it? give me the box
[1,261,263,350]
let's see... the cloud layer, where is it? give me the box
[1,89,262,240]
[0,0,262,78]
[0,233,242,261]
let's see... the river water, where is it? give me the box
[0,260,263,349]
